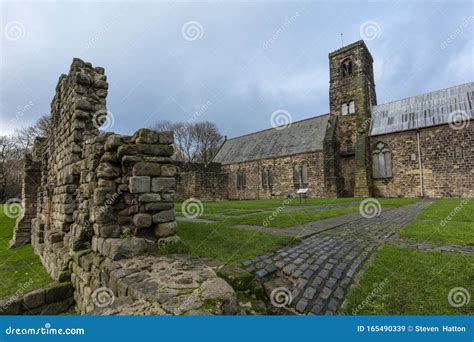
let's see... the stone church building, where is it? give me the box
[195,40,473,199]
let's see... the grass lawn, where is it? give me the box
[0,205,51,300]
[178,198,419,228]
[176,221,297,264]
[343,245,474,315]
[401,199,474,245]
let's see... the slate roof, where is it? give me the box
[371,82,474,136]
[213,114,329,164]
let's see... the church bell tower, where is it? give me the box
[323,40,377,197]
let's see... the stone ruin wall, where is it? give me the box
[10,59,179,312]
[7,58,260,316]
[174,161,228,201]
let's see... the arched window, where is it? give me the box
[301,164,309,186]
[261,169,274,189]
[349,100,355,114]
[341,103,348,116]
[292,164,309,188]
[372,142,392,178]
[293,165,301,187]
[341,58,352,76]
[237,171,247,189]
[262,169,268,188]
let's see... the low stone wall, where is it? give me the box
[175,162,228,201]
[0,282,74,315]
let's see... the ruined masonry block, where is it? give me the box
[132,162,161,176]
[161,164,176,177]
[151,177,175,192]
[129,176,151,193]
[133,213,152,228]
[152,210,175,224]
[134,128,159,144]
[154,222,177,238]
[138,193,161,203]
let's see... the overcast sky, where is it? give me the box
[1,0,473,138]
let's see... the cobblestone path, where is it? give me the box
[242,200,433,315]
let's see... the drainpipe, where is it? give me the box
[416,129,424,198]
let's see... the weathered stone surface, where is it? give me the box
[97,163,121,179]
[152,210,175,224]
[151,177,175,193]
[138,193,161,203]
[129,176,150,193]
[132,163,161,176]
[154,222,177,238]
[133,214,152,228]
[134,129,159,144]
[158,131,174,144]
[22,289,45,308]
[161,164,176,177]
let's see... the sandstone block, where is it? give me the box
[161,164,176,177]
[134,129,159,144]
[158,131,174,144]
[144,202,174,211]
[129,176,150,193]
[151,177,175,192]
[138,193,161,203]
[133,213,152,228]
[152,210,175,223]
[23,289,45,308]
[132,162,161,176]
[154,221,177,238]
[97,163,120,179]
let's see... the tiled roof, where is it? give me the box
[371,82,474,136]
[213,114,329,164]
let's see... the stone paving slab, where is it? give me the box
[233,211,364,238]
[387,238,474,256]
[176,216,217,224]
[242,199,434,315]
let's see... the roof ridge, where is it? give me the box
[225,113,329,141]
[373,81,474,108]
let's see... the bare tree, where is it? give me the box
[194,122,223,164]
[14,115,50,154]
[150,120,223,164]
